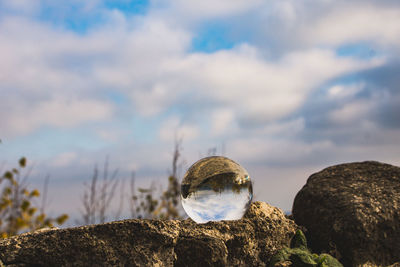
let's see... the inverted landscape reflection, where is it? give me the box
[182,184,253,223]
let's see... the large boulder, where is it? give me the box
[0,201,297,267]
[292,161,400,267]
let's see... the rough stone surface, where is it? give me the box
[292,161,400,267]
[0,201,297,267]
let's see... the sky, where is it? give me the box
[1,0,400,223]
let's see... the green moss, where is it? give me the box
[269,247,292,264]
[289,249,317,267]
[316,254,342,267]
[290,229,308,250]
[269,230,343,267]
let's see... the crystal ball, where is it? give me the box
[181,156,253,223]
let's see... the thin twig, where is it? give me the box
[40,175,50,214]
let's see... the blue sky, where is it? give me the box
[1,0,400,222]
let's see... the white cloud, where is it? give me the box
[0,0,41,15]
[229,137,334,164]
[329,88,390,125]
[252,118,305,137]
[0,15,190,136]
[96,128,126,143]
[211,108,237,136]
[51,151,78,167]
[0,7,385,140]
[1,97,113,137]
[158,116,199,142]
[329,100,373,125]
[327,83,364,99]
[301,4,400,48]
[170,46,383,124]
[152,0,264,21]
[243,1,400,55]
[131,84,171,116]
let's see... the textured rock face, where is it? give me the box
[0,201,297,267]
[292,161,400,267]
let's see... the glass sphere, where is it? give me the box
[181,156,253,223]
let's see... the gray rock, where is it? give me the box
[292,161,400,267]
[0,201,297,267]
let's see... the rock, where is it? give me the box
[292,161,400,267]
[0,201,297,267]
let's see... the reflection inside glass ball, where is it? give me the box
[181,156,253,223]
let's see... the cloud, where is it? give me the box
[249,118,305,137]
[229,137,334,166]
[0,14,191,136]
[301,4,400,48]
[224,1,400,56]
[132,84,170,116]
[51,151,78,167]
[211,108,236,136]
[152,0,264,21]
[1,97,113,137]
[171,46,383,125]
[327,83,364,99]
[96,128,126,142]
[0,0,41,15]
[0,4,386,139]
[158,116,199,142]
[329,99,374,125]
